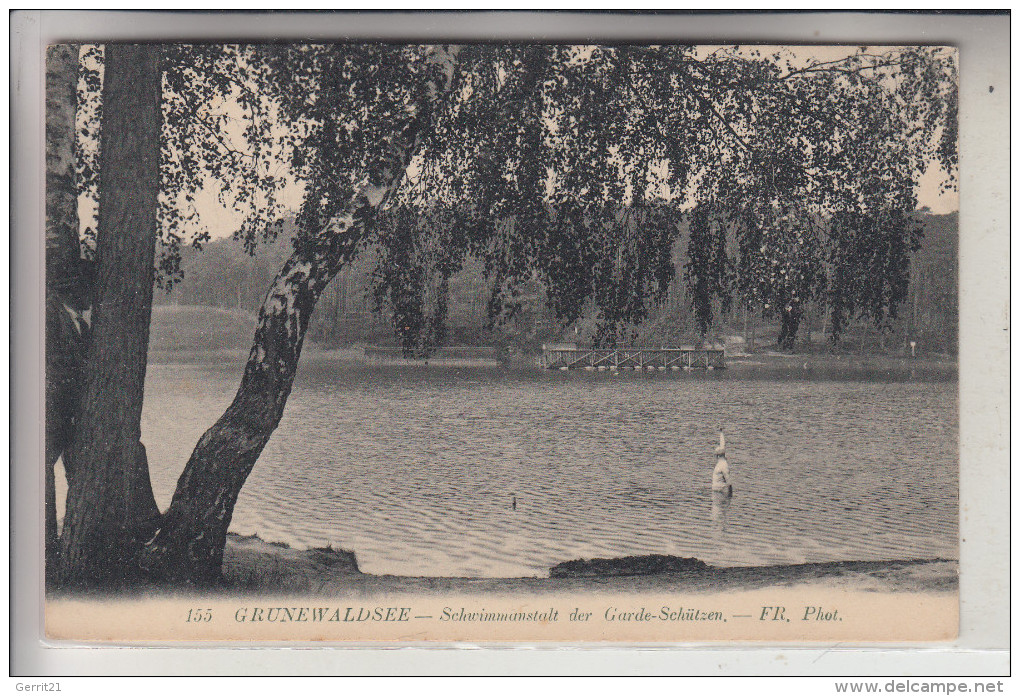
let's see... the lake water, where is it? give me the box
[133,356,958,578]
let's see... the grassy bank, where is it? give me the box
[726,350,956,379]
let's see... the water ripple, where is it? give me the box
[134,360,959,577]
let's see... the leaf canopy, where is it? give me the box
[85,43,958,347]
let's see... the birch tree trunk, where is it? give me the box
[138,249,344,584]
[138,46,463,585]
[45,45,83,286]
[44,44,85,576]
[58,44,163,588]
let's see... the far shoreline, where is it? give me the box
[146,343,957,376]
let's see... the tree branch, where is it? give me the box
[780,59,903,81]
[673,70,752,154]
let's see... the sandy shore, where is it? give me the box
[218,533,957,597]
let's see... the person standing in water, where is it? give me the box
[712,431,733,497]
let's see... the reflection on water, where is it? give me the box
[710,489,732,531]
[126,356,957,578]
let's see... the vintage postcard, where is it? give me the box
[43,39,961,643]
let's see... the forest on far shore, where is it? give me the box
[152,210,958,357]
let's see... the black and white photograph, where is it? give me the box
[27,18,985,648]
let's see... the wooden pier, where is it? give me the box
[541,346,725,371]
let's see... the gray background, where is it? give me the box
[10,10,1009,676]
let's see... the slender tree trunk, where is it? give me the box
[44,44,86,578]
[742,300,748,350]
[45,45,83,288]
[58,44,163,588]
[778,302,802,351]
[748,302,756,353]
[803,303,812,345]
[333,276,343,344]
[908,277,919,344]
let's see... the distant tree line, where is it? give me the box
[155,209,957,355]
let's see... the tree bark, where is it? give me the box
[138,46,465,586]
[44,43,86,578]
[58,44,163,588]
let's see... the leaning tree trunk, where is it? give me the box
[138,45,466,586]
[44,43,88,577]
[138,246,346,584]
[58,44,163,588]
